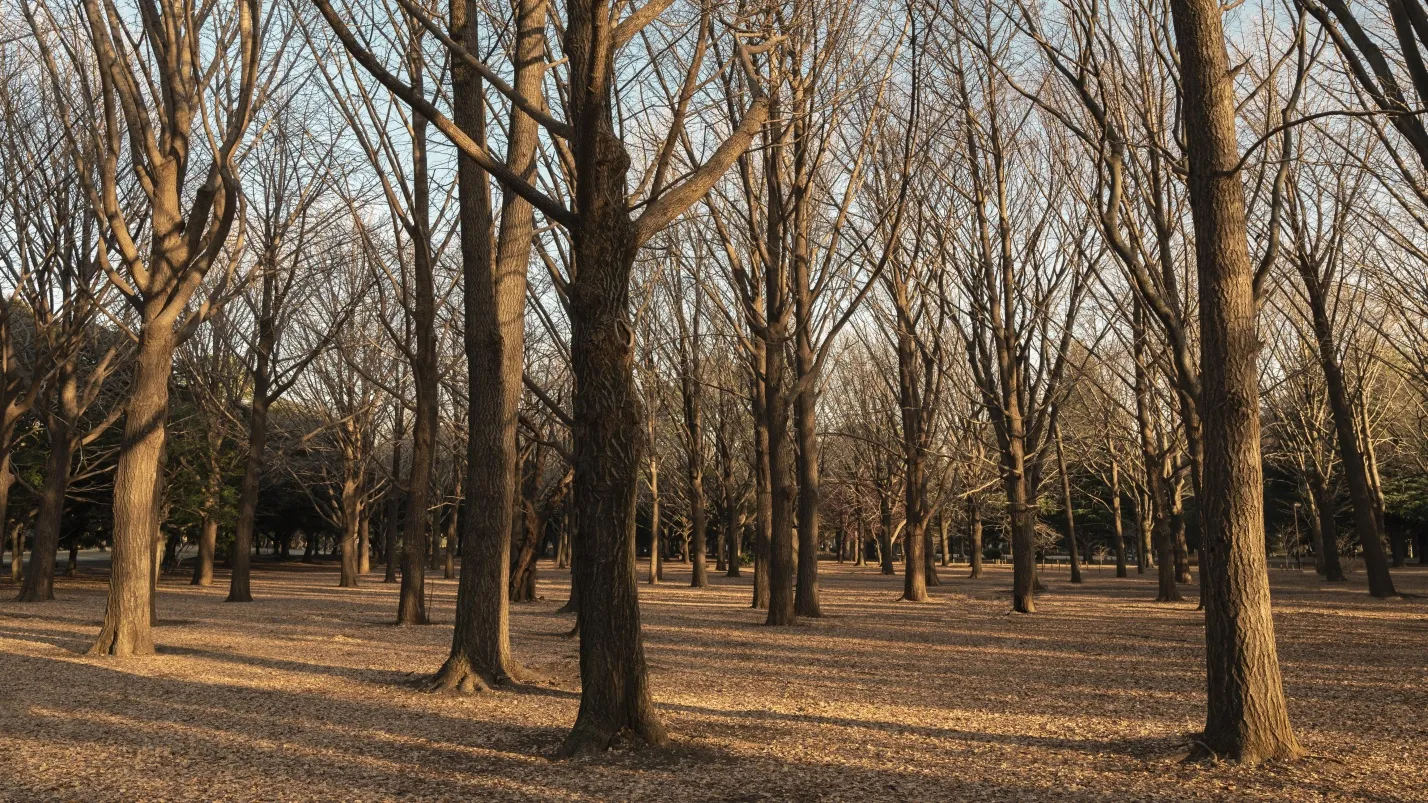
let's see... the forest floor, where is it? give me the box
[1,557,1426,802]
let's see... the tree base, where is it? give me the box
[89,623,155,657]
[426,656,530,693]
[1185,734,1304,766]
[557,714,669,758]
[15,588,54,603]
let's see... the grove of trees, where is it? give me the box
[4,0,1428,765]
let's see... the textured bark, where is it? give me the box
[558,0,665,751]
[92,324,173,656]
[1171,478,1191,584]
[924,526,941,587]
[1169,0,1302,762]
[897,320,930,602]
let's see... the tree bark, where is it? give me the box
[1169,0,1302,761]
[91,324,174,656]
[558,3,668,748]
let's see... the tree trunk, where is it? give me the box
[938,514,949,568]
[1172,477,1191,584]
[9,520,23,585]
[18,424,74,602]
[1110,459,1127,578]
[1299,271,1394,594]
[751,370,771,605]
[878,487,896,576]
[1307,470,1345,581]
[228,395,269,602]
[647,454,661,585]
[968,498,983,579]
[384,404,404,584]
[1053,419,1082,585]
[1169,0,1302,761]
[359,511,371,575]
[432,13,532,674]
[792,358,821,615]
[91,324,175,656]
[193,518,217,586]
[557,30,667,746]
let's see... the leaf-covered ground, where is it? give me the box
[1,557,1425,801]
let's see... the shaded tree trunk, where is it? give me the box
[18,418,74,602]
[1307,469,1345,581]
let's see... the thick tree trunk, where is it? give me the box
[558,29,666,745]
[924,527,941,586]
[1003,441,1037,612]
[1169,0,1302,761]
[432,28,531,676]
[763,360,794,625]
[92,325,174,656]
